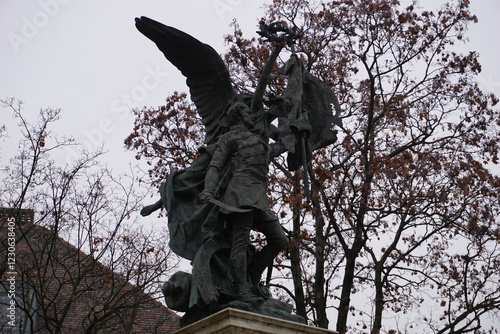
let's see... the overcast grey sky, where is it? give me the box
[1,1,499,330]
[1,0,499,173]
[0,0,269,171]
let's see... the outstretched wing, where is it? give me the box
[135,16,237,145]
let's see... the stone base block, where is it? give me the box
[175,308,338,334]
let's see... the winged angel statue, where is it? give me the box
[136,16,341,326]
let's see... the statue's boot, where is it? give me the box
[249,219,290,284]
[231,249,264,303]
[236,282,265,304]
[249,244,285,285]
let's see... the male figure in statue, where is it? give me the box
[198,102,289,303]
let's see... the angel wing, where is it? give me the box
[135,16,237,145]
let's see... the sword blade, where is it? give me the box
[209,198,252,213]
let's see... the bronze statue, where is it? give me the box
[197,102,289,304]
[135,16,341,326]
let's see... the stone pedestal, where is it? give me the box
[175,308,338,334]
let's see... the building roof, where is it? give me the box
[0,208,180,333]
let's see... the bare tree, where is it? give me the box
[0,98,180,333]
[125,1,500,333]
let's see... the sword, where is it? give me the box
[208,197,252,213]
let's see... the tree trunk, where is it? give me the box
[312,183,329,328]
[336,250,355,334]
[289,215,307,320]
[289,174,307,320]
[337,83,375,332]
[336,223,367,333]
[371,263,384,334]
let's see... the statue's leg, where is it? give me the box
[250,218,289,284]
[227,211,263,303]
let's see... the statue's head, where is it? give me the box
[226,102,253,128]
